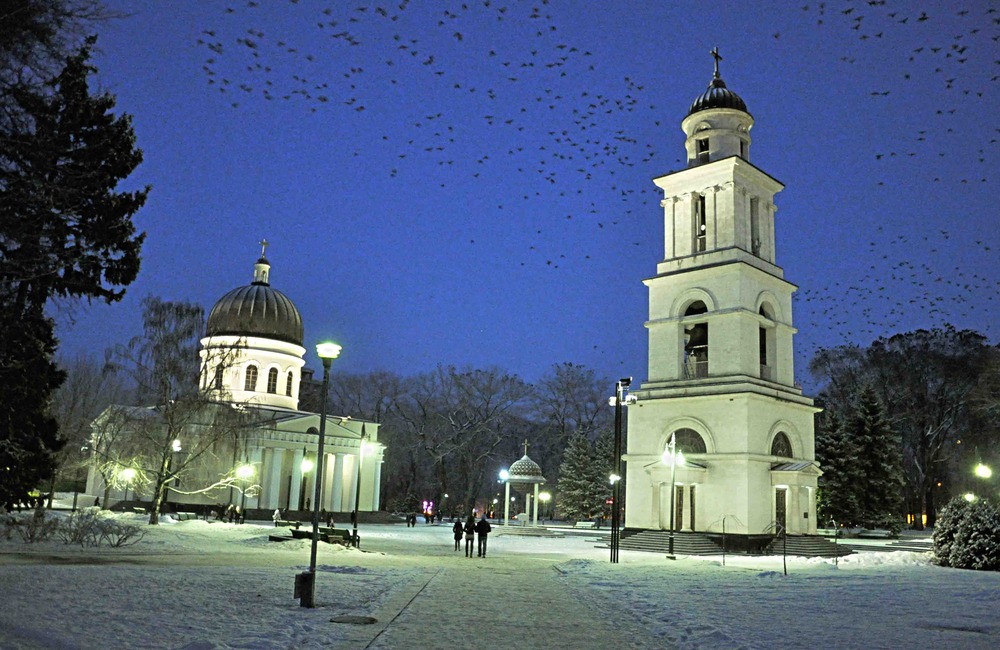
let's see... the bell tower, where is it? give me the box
[625,51,820,542]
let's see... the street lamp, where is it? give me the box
[120,467,136,504]
[351,427,369,547]
[499,469,510,525]
[662,432,686,560]
[236,463,254,523]
[299,341,341,608]
[538,491,551,522]
[974,463,992,479]
[608,377,635,564]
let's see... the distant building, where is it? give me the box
[86,248,384,514]
[624,53,820,543]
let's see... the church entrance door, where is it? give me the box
[775,488,787,533]
[689,485,696,531]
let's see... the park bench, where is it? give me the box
[857,529,894,539]
[175,512,197,521]
[275,520,301,528]
[131,507,147,515]
[574,521,596,529]
[287,526,356,546]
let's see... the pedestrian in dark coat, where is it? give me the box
[463,516,476,557]
[475,515,492,557]
[452,520,463,551]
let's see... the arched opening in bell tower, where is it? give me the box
[683,301,709,378]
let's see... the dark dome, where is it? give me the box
[688,76,748,116]
[206,265,304,346]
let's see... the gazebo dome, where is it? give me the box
[508,454,546,484]
[206,255,304,346]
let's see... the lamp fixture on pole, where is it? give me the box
[298,341,341,608]
[662,432,685,560]
[609,377,635,564]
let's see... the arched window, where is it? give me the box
[213,366,223,390]
[771,432,793,458]
[684,302,709,378]
[669,428,707,454]
[286,371,294,397]
[266,368,279,394]
[244,365,258,392]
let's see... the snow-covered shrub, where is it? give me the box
[933,497,1000,571]
[58,507,106,547]
[98,519,145,548]
[16,507,60,543]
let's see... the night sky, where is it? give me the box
[53,0,999,391]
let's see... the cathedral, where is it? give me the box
[624,52,820,546]
[86,248,384,516]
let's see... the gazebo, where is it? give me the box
[501,441,546,526]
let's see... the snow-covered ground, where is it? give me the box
[1,507,998,649]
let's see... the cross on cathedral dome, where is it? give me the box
[687,47,749,116]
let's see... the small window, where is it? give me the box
[771,432,793,458]
[740,140,748,159]
[213,366,223,390]
[286,371,294,397]
[749,197,760,256]
[697,138,709,164]
[693,194,707,252]
[244,365,258,392]
[267,368,279,394]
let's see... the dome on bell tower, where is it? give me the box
[680,48,754,167]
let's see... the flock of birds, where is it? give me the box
[191,0,997,371]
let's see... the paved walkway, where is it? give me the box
[337,557,665,649]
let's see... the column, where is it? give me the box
[331,453,344,512]
[503,481,510,525]
[265,447,285,509]
[532,483,540,526]
[371,460,382,512]
[348,454,359,515]
[288,448,303,513]
[247,447,263,509]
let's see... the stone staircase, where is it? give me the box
[766,534,854,558]
[614,530,724,555]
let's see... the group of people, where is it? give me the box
[454,515,492,557]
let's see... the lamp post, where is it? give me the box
[120,467,136,504]
[662,432,686,560]
[236,463,254,523]
[299,341,341,608]
[538,491,551,523]
[499,469,510,525]
[609,377,634,564]
[351,427,368,547]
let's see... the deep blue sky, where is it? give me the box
[54,0,999,390]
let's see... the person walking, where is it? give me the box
[476,514,492,557]
[463,515,476,557]
[452,519,463,551]
[272,508,282,527]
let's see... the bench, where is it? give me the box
[175,512,197,521]
[857,529,894,539]
[288,526,355,546]
[574,521,596,529]
[131,507,147,515]
[275,520,301,529]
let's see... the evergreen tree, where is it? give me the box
[0,39,146,509]
[848,386,905,530]
[557,434,597,521]
[816,411,861,527]
[593,428,615,520]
